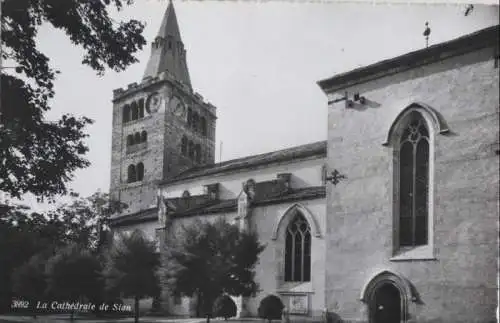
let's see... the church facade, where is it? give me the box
[109,2,499,322]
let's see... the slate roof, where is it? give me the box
[160,140,327,185]
[110,207,158,226]
[110,186,326,226]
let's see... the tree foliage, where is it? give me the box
[164,218,265,322]
[46,191,128,252]
[0,192,126,312]
[11,253,49,316]
[0,0,146,201]
[212,295,237,321]
[103,230,160,323]
[45,244,103,305]
[258,295,284,323]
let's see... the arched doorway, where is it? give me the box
[371,283,401,323]
[361,271,413,323]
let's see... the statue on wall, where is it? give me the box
[237,184,251,232]
[158,195,167,228]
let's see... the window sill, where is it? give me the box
[390,245,436,262]
[277,281,314,294]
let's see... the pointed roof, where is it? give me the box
[143,0,191,86]
[157,0,181,41]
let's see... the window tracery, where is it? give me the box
[284,213,311,282]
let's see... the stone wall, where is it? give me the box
[323,47,499,322]
[110,81,169,215]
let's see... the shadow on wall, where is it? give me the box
[346,98,382,112]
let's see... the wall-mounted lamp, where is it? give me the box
[327,91,367,108]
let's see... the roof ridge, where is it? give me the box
[172,140,327,179]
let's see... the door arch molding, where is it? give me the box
[360,271,416,322]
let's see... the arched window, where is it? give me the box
[188,141,195,160]
[141,131,147,143]
[284,212,311,282]
[127,164,136,183]
[138,98,145,119]
[187,108,193,127]
[181,136,188,156]
[137,162,144,181]
[194,144,201,163]
[123,105,131,123]
[200,117,207,137]
[131,101,139,120]
[192,113,199,132]
[127,135,134,146]
[397,111,429,247]
[134,132,141,144]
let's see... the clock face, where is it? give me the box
[146,93,163,113]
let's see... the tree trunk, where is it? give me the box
[70,310,74,321]
[206,315,210,323]
[134,296,140,323]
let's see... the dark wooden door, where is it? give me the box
[373,284,401,323]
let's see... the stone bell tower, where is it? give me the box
[109,0,217,216]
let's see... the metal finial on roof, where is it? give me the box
[464,4,474,16]
[423,22,431,48]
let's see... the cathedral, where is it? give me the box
[109,2,499,322]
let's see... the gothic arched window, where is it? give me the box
[137,162,144,181]
[284,213,311,282]
[398,111,429,247]
[127,164,136,183]
[181,136,188,156]
[141,131,147,143]
[200,117,207,137]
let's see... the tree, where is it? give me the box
[0,206,52,313]
[47,191,128,252]
[212,295,237,321]
[164,218,265,323]
[103,230,160,323]
[0,0,146,203]
[11,253,49,318]
[258,295,284,323]
[45,244,103,321]
[0,193,126,312]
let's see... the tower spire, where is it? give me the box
[143,0,191,87]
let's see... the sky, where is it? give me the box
[13,0,499,210]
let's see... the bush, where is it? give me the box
[213,295,237,321]
[324,311,344,323]
[258,295,284,322]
